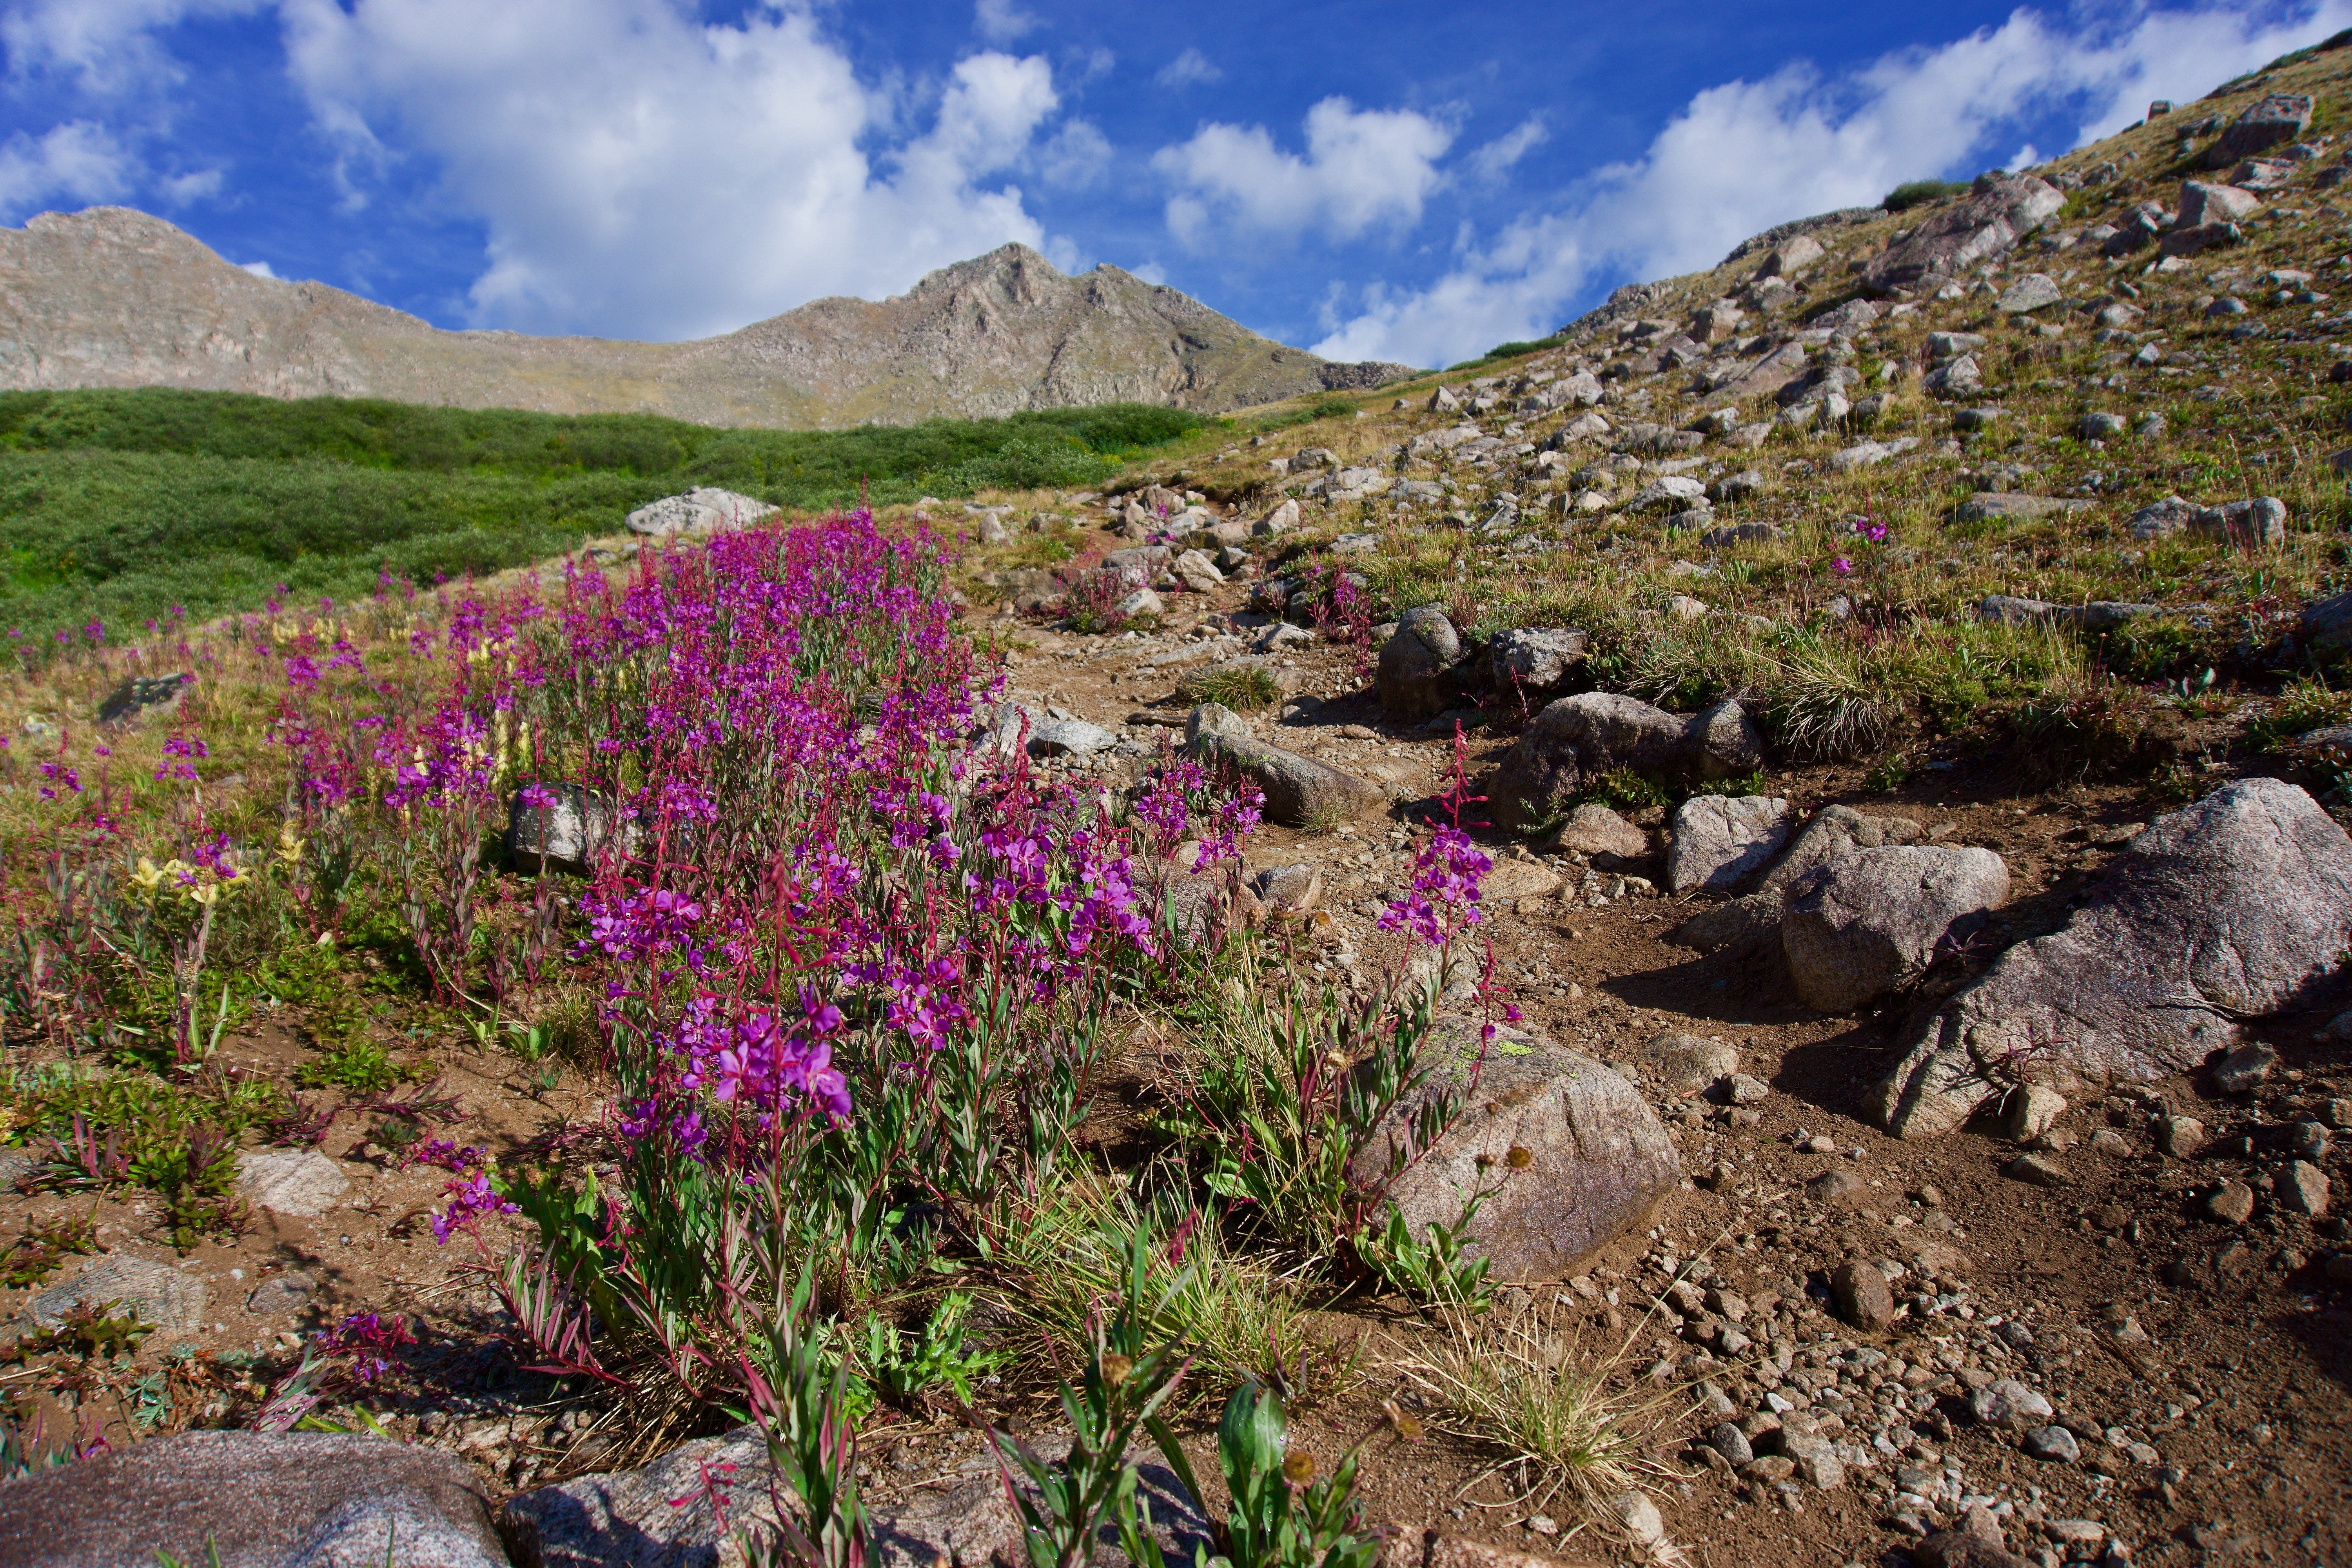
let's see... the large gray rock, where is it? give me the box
[2207,94,2312,167]
[1995,274,2062,314]
[503,1424,1202,1568]
[1183,705,1386,829]
[29,1253,206,1332]
[1665,795,1789,895]
[0,1431,504,1568]
[508,784,626,873]
[2189,497,2286,547]
[1488,694,1760,834]
[1488,627,1589,694]
[2178,180,2262,227]
[238,1148,351,1218]
[1377,604,1464,719]
[1671,891,1782,954]
[1870,779,2352,1138]
[1862,176,2065,294]
[1756,804,1923,896]
[1349,1023,1681,1282]
[624,487,777,539]
[1781,846,2011,1013]
[2303,589,2352,653]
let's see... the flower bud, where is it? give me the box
[1099,1352,1134,1388]
[1280,1448,1317,1485]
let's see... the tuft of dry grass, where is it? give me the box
[1398,1300,1689,1514]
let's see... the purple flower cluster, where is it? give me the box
[1378,826,1492,946]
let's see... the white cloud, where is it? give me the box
[239,257,276,277]
[973,0,1036,46]
[1,0,265,98]
[1040,118,1113,189]
[1468,114,1546,182]
[1155,46,1220,88]
[157,166,222,203]
[1153,97,1454,246]
[1314,0,2352,367]
[276,0,1068,339]
[0,120,136,214]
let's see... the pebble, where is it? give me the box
[2003,1153,2073,1188]
[2023,1425,2082,1463]
[2206,1180,2256,1225]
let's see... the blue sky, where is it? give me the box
[3,1,2349,368]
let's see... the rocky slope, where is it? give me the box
[0,210,1408,427]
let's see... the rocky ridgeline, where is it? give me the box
[0,217,1409,427]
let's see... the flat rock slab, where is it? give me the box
[1350,1022,1681,1282]
[1871,779,2352,1137]
[238,1147,352,1217]
[503,1424,1205,1568]
[1956,493,2092,523]
[1183,704,1385,829]
[29,1253,206,1333]
[0,1430,505,1568]
[1488,694,1759,834]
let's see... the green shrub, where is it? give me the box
[1882,179,1967,212]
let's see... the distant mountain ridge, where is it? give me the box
[0,209,1411,428]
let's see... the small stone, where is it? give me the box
[1969,1378,2054,1431]
[1810,1169,1867,1205]
[1779,1431,1846,1489]
[2156,1115,2206,1158]
[245,1271,317,1318]
[2002,1154,2073,1189]
[2206,1180,2256,1225]
[2000,1085,2067,1143]
[1830,1259,1896,1328]
[1608,1491,1665,1546]
[2211,1042,2278,1093]
[2279,1160,2330,1218]
[2022,1425,2081,1463]
[1710,1422,1755,1466]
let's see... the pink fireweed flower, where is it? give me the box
[1379,826,1491,946]
[1833,557,1854,575]
[430,1171,518,1244]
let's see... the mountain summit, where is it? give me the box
[0,210,1410,427]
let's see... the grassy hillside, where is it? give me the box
[0,389,1199,646]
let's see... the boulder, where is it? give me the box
[2129,495,2197,539]
[1862,176,2065,295]
[1541,803,1650,865]
[1183,705,1386,829]
[624,487,777,538]
[30,1253,206,1332]
[1671,891,1783,954]
[1248,864,1324,915]
[504,1423,1203,1568]
[2303,589,2352,653]
[1349,1022,1681,1282]
[1172,548,1224,591]
[1665,795,1789,895]
[237,1148,351,1218]
[1487,695,1761,834]
[1869,779,2352,1138]
[1956,493,2090,523]
[96,674,192,726]
[2189,497,2286,547]
[1255,497,1302,535]
[1995,273,2062,314]
[1830,1259,1896,1328]
[1377,605,1465,720]
[0,1431,504,1568]
[508,784,625,873]
[2206,94,2313,167]
[1638,1032,1739,1093]
[2178,180,2263,227]
[1756,804,1923,896]
[1626,475,1709,512]
[1780,847,2010,1013]
[1488,628,1589,694]
[1758,234,1824,277]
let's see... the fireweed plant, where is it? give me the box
[2,508,1504,1552]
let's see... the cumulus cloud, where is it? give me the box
[0,120,136,215]
[276,0,1069,339]
[973,0,1035,46]
[238,257,276,277]
[1314,0,2352,367]
[1154,97,1454,247]
[1155,47,1220,88]
[157,166,222,203]
[1468,114,1546,182]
